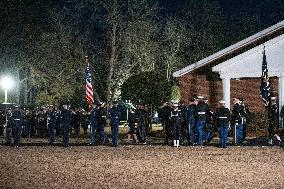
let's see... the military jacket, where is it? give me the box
[195,101,209,121]
[215,106,231,125]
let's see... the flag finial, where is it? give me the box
[85,55,89,64]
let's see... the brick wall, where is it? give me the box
[180,72,279,112]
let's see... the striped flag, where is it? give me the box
[85,56,94,107]
[260,46,270,108]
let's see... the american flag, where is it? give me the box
[85,56,94,107]
[260,47,270,108]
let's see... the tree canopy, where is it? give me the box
[1,0,283,106]
[121,71,172,108]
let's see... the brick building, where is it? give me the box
[173,20,284,113]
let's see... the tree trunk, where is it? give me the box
[106,22,118,108]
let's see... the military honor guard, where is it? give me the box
[97,102,109,145]
[187,97,197,145]
[195,96,209,145]
[11,106,23,147]
[159,100,172,145]
[231,97,245,146]
[108,101,121,147]
[90,103,98,145]
[134,103,148,144]
[61,104,72,147]
[47,105,57,145]
[267,96,281,145]
[170,101,183,147]
[215,100,231,148]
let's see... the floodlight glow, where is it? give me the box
[1,76,14,90]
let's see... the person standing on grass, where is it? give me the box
[97,102,109,145]
[108,101,121,147]
[159,101,172,145]
[11,106,23,147]
[267,96,281,145]
[195,96,209,146]
[231,97,245,146]
[61,104,72,147]
[170,101,183,147]
[215,100,231,148]
[5,108,13,146]
[187,97,197,146]
[239,98,250,143]
[47,105,57,145]
[89,103,98,145]
[134,103,148,144]
[127,108,138,144]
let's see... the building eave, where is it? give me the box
[173,20,284,78]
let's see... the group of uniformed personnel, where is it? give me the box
[1,96,283,148]
[159,96,252,148]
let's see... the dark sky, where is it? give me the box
[1,0,284,54]
[159,0,284,36]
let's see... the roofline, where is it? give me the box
[173,20,284,77]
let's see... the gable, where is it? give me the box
[212,34,284,79]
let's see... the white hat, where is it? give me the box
[219,100,226,104]
[271,96,277,100]
[197,96,204,99]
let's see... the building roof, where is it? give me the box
[173,20,284,77]
[212,34,284,79]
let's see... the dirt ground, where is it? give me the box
[0,136,284,189]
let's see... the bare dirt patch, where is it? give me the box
[0,143,283,189]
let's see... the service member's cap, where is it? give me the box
[219,100,226,104]
[197,96,204,99]
[173,102,179,107]
[271,96,277,100]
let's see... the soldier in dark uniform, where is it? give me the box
[159,101,172,145]
[37,108,46,138]
[23,109,33,138]
[134,103,148,144]
[231,97,245,145]
[71,108,81,137]
[80,109,89,135]
[178,101,187,145]
[97,102,109,145]
[61,104,72,147]
[204,98,214,144]
[267,97,280,145]
[187,97,197,145]
[89,104,98,145]
[239,98,250,142]
[47,105,57,145]
[171,102,183,147]
[11,106,23,147]
[55,107,61,137]
[5,108,13,145]
[108,101,121,147]
[195,96,209,145]
[214,100,231,148]
[127,108,138,143]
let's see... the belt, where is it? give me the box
[219,117,227,119]
[14,119,20,121]
[198,112,205,115]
